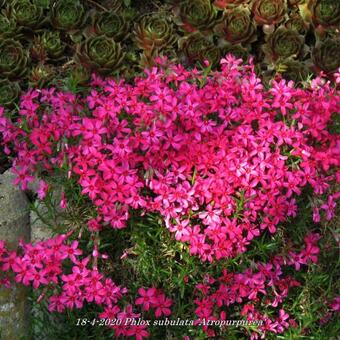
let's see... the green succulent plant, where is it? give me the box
[312,0,340,27]
[179,32,221,68]
[263,27,305,61]
[0,38,29,79]
[34,0,50,8]
[134,15,176,51]
[67,64,91,88]
[31,31,65,62]
[138,46,162,69]
[285,11,309,35]
[10,0,45,29]
[0,14,18,38]
[75,35,125,75]
[88,11,129,41]
[29,63,56,88]
[215,7,256,45]
[252,0,286,26]
[312,38,340,74]
[0,0,337,103]
[50,0,86,32]
[277,59,310,83]
[176,0,220,32]
[0,78,21,107]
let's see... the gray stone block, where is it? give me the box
[0,169,30,339]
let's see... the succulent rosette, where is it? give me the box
[285,11,309,34]
[179,32,221,67]
[75,35,125,75]
[31,31,65,61]
[0,38,29,79]
[311,0,340,27]
[34,0,50,8]
[89,11,129,41]
[215,7,256,45]
[176,0,220,32]
[0,78,21,107]
[50,0,87,32]
[0,14,18,38]
[68,64,91,86]
[277,59,310,83]
[139,46,161,69]
[40,31,65,60]
[29,64,56,88]
[252,0,286,25]
[263,27,304,61]
[10,0,45,29]
[312,38,340,74]
[134,15,176,51]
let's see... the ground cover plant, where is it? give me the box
[1,0,339,176]
[0,55,339,339]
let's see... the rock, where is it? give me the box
[30,201,54,242]
[0,170,30,247]
[0,169,30,339]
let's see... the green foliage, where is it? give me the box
[89,11,129,41]
[312,0,340,27]
[263,26,305,61]
[312,38,340,74]
[0,78,20,107]
[179,32,221,68]
[75,35,125,75]
[31,31,65,62]
[0,38,29,79]
[215,6,256,45]
[176,0,221,32]
[9,0,45,29]
[134,15,177,51]
[50,0,87,32]
[0,13,18,38]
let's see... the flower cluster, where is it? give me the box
[97,287,173,339]
[135,287,173,317]
[0,57,339,261]
[0,234,177,339]
[0,233,127,311]
[0,56,339,338]
[0,57,339,265]
[192,233,321,339]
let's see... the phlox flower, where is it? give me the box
[135,287,158,311]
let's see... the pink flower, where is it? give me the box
[135,287,157,311]
[87,217,102,232]
[312,207,320,223]
[153,293,173,317]
[126,325,149,340]
[36,180,49,199]
[60,192,67,209]
[26,268,49,289]
[330,297,340,313]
